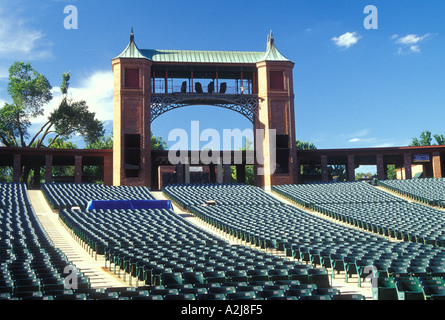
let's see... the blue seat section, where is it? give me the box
[0,183,91,300]
[378,178,445,208]
[41,183,156,210]
[87,199,173,211]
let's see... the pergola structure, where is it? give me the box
[111,29,298,189]
[298,145,445,183]
[0,144,443,189]
[0,147,112,187]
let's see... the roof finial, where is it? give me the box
[266,30,275,51]
[130,27,134,42]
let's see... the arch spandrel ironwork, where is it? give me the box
[150,93,260,123]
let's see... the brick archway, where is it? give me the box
[111,30,297,189]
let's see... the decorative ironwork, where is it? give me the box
[150,93,260,123]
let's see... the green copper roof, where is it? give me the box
[114,29,291,64]
[139,49,267,64]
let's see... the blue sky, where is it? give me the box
[0,0,444,160]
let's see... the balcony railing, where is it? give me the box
[150,92,259,123]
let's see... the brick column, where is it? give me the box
[347,154,355,181]
[223,164,231,184]
[236,165,246,184]
[74,156,82,184]
[321,155,328,182]
[13,154,21,183]
[209,164,216,183]
[217,162,223,184]
[376,154,385,180]
[184,164,190,184]
[432,152,442,178]
[45,155,53,183]
[176,163,184,184]
[404,153,412,180]
[295,158,301,184]
[103,155,113,186]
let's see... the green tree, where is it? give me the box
[34,72,104,148]
[355,172,374,180]
[0,167,13,183]
[230,137,254,185]
[296,139,317,150]
[433,134,445,146]
[86,134,113,150]
[0,62,52,147]
[410,130,445,146]
[0,62,104,183]
[151,133,168,150]
[386,165,397,180]
[410,130,432,146]
[329,165,346,181]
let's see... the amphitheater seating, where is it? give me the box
[378,178,445,207]
[163,183,283,209]
[0,183,91,300]
[58,205,336,299]
[15,180,444,300]
[38,182,349,300]
[162,182,445,301]
[270,181,445,299]
[273,181,445,247]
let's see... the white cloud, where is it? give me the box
[331,32,361,49]
[410,45,421,53]
[396,34,429,45]
[346,129,379,145]
[0,4,53,60]
[392,33,432,54]
[69,71,114,122]
[35,70,114,124]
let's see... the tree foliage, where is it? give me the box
[0,62,53,147]
[410,130,445,146]
[0,62,104,149]
[386,165,397,180]
[296,139,317,150]
[151,133,168,151]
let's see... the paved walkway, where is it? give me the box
[28,190,129,289]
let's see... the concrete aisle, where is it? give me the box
[28,190,129,289]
